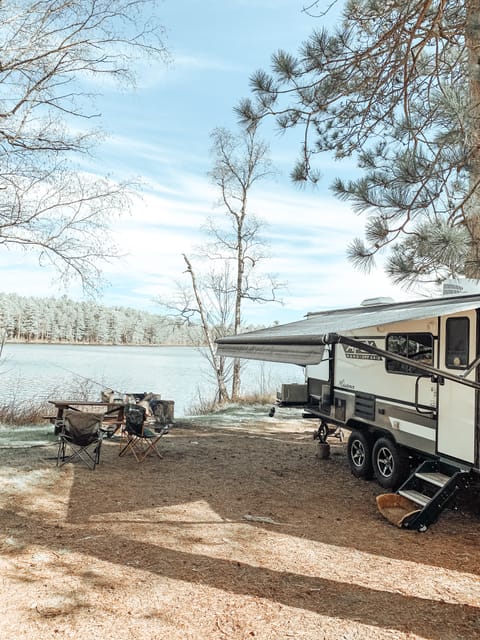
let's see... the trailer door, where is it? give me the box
[437,313,477,465]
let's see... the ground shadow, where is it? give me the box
[3,418,480,637]
[59,421,480,575]
[1,507,479,639]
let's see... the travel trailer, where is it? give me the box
[216,293,480,530]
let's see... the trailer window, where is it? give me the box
[386,333,433,375]
[446,317,469,369]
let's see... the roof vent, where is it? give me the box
[442,278,480,296]
[360,297,395,307]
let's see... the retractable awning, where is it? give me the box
[216,293,480,366]
[216,341,326,366]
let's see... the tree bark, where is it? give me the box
[464,0,480,278]
[231,200,246,399]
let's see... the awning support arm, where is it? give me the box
[327,333,480,392]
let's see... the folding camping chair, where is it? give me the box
[118,403,168,463]
[57,409,104,470]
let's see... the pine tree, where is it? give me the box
[238,0,480,286]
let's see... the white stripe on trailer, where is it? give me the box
[389,418,436,441]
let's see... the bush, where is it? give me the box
[0,375,108,426]
[0,397,50,426]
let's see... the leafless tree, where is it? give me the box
[164,125,283,402]
[0,0,168,292]
[182,255,231,402]
[206,125,283,398]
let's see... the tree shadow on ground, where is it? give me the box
[60,423,480,574]
[3,419,479,638]
[1,507,479,640]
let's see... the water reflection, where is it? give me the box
[0,344,304,417]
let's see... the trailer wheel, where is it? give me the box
[372,437,409,489]
[347,430,373,479]
[313,420,329,443]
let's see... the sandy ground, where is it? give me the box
[0,409,479,640]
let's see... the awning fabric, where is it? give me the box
[216,293,480,366]
[216,342,325,365]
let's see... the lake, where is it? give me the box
[0,343,305,417]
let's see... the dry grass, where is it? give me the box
[0,397,50,426]
[189,394,277,416]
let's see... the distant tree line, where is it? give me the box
[0,293,202,345]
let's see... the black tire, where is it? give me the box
[347,430,373,479]
[372,437,410,489]
[316,420,329,443]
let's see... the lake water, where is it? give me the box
[0,343,305,418]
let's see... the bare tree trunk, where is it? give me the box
[231,201,246,399]
[231,357,242,399]
[206,126,276,399]
[183,254,230,402]
[464,0,480,278]
[0,329,5,359]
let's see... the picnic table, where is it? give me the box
[48,400,126,436]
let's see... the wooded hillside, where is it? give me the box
[0,293,201,345]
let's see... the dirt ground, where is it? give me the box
[0,410,479,640]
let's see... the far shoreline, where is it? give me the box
[4,340,203,348]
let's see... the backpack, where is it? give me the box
[125,404,146,433]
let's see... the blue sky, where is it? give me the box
[1,0,427,325]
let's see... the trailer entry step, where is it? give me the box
[414,471,450,487]
[377,459,472,531]
[398,489,430,507]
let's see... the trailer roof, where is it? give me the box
[216,292,480,365]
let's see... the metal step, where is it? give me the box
[389,463,473,531]
[398,489,430,507]
[414,471,451,487]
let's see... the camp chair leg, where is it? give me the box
[118,435,148,462]
[118,436,139,460]
[118,432,164,463]
[57,439,66,466]
[137,437,163,462]
[57,439,102,470]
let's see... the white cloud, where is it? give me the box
[0,2,429,326]
[0,158,419,325]
[94,177,419,322]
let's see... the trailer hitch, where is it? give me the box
[313,419,344,443]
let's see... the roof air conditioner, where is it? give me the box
[360,297,395,307]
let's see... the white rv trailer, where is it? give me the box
[216,293,480,530]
